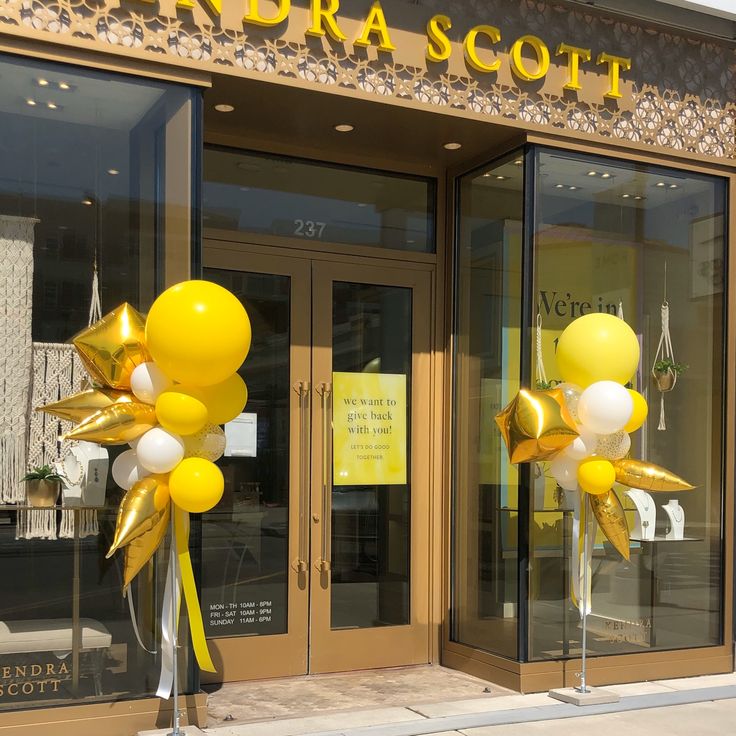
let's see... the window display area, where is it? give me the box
[0,55,196,709]
[452,147,727,664]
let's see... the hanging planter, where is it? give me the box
[652,358,687,393]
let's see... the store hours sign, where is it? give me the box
[332,372,407,486]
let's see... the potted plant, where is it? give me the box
[21,465,66,508]
[652,358,688,392]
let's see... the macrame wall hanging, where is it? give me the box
[0,216,37,506]
[651,264,683,431]
[20,258,103,540]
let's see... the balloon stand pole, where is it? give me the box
[548,493,620,707]
[577,493,590,695]
[168,516,183,736]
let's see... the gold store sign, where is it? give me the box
[140,0,631,100]
[0,659,70,699]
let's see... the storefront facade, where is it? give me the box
[0,0,732,733]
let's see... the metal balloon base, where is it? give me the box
[548,687,620,706]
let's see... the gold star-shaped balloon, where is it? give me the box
[495,388,578,464]
[72,303,150,390]
[37,388,134,425]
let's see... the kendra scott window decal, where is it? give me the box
[333,372,406,486]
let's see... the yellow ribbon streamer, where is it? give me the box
[173,504,216,672]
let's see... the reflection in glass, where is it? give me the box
[331,282,412,629]
[452,153,524,659]
[0,56,195,708]
[530,149,725,659]
[201,270,290,638]
[204,149,435,253]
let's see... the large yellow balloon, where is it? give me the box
[577,457,616,495]
[169,458,224,513]
[145,281,251,387]
[624,389,648,433]
[177,375,248,425]
[556,313,640,388]
[155,391,208,436]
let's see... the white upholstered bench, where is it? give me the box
[0,619,112,695]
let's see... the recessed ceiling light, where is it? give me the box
[239,186,250,192]
[514,159,523,166]
[587,171,597,176]
[568,186,578,191]
[554,184,564,189]
[81,197,94,206]
[214,104,234,113]
[357,203,368,207]
[495,175,507,181]
[37,78,49,87]
[443,142,462,150]
[482,172,492,178]
[26,99,36,107]
[106,168,119,176]
[334,123,354,132]
[601,173,612,179]
[58,82,71,91]
[656,182,666,187]
[634,195,644,200]
[669,183,678,189]
[407,239,416,244]
[622,194,631,199]
[46,102,59,110]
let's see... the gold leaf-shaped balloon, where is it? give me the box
[65,402,157,444]
[122,503,170,588]
[590,490,630,560]
[495,388,578,464]
[73,303,150,390]
[107,476,170,558]
[613,458,694,492]
[38,388,134,425]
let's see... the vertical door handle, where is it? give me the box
[317,381,332,573]
[292,381,310,573]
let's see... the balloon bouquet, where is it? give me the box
[40,281,251,691]
[496,312,693,580]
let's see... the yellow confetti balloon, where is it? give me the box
[182,423,226,462]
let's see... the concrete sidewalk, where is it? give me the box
[141,672,736,736]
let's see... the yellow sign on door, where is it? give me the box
[332,372,407,486]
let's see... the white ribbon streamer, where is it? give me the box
[124,584,158,655]
[571,490,596,617]
[156,540,180,699]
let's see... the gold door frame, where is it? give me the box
[309,261,432,673]
[201,240,434,680]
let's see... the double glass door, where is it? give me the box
[199,243,431,680]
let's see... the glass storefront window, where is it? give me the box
[203,149,435,253]
[0,54,197,709]
[452,147,726,665]
[529,149,726,659]
[452,152,524,659]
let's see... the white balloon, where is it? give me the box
[130,362,173,404]
[549,455,579,491]
[595,430,631,460]
[136,427,185,474]
[112,449,151,490]
[128,437,141,450]
[577,381,634,435]
[563,427,598,461]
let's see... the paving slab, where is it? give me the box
[459,699,736,736]
[206,706,425,736]
[604,681,676,696]
[408,693,553,718]
[656,673,736,690]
